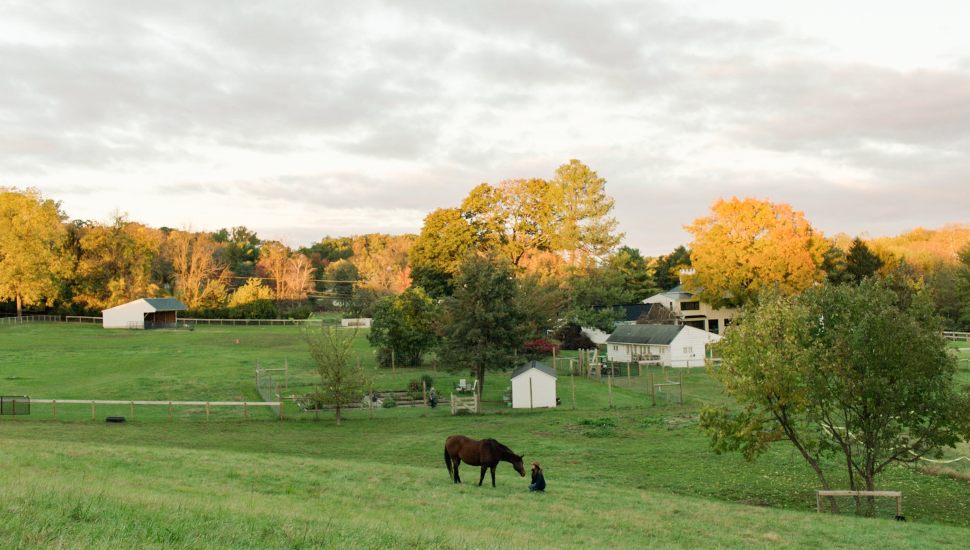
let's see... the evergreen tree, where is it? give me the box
[845,238,884,283]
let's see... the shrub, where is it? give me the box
[555,323,595,350]
[382,397,397,408]
[523,338,556,361]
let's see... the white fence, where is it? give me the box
[944,331,970,342]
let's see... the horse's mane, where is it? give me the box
[486,438,518,458]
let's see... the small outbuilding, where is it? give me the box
[606,324,721,367]
[102,298,188,329]
[511,361,558,409]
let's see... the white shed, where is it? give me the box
[511,361,558,409]
[606,324,721,367]
[102,298,188,329]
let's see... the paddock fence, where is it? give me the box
[29,399,281,421]
[0,315,62,326]
[944,331,970,342]
[63,316,343,327]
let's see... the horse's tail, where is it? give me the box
[444,446,453,478]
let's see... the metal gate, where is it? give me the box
[0,396,30,415]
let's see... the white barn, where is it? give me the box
[102,298,188,329]
[606,324,721,367]
[511,361,557,409]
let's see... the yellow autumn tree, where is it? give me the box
[685,197,829,307]
[0,188,69,316]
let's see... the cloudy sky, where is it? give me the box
[2,0,969,255]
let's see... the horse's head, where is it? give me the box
[512,454,526,477]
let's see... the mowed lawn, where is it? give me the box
[3,323,970,547]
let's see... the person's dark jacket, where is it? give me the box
[530,469,546,491]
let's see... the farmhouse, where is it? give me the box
[102,298,188,329]
[606,324,721,367]
[642,285,737,335]
[510,361,557,409]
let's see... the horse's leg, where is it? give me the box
[453,458,461,483]
[490,465,496,487]
[478,465,487,486]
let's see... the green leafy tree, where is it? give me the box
[702,282,969,514]
[214,226,261,278]
[563,262,633,331]
[439,255,525,398]
[516,273,566,339]
[368,287,439,367]
[844,238,883,283]
[958,243,970,329]
[324,259,360,305]
[549,159,622,264]
[608,246,655,302]
[652,245,691,290]
[0,188,69,317]
[305,325,371,425]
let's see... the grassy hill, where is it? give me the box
[2,323,970,547]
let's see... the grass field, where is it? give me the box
[2,323,970,548]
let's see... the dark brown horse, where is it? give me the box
[444,435,526,487]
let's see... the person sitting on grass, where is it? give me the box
[529,462,546,492]
[429,386,438,409]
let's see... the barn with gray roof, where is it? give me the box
[102,298,188,329]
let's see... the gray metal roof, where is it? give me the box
[606,324,684,345]
[142,298,188,311]
[511,360,557,379]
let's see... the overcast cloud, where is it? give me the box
[1,0,968,254]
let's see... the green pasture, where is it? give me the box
[2,323,970,547]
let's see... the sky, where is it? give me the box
[2,0,969,255]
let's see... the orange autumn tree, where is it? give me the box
[685,197,829,307]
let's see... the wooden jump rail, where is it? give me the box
[450,393,479,415]
[816,490,904,520]
[28,399,283,421]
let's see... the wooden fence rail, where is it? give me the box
[26,399,282,421]
[943,331,970,342]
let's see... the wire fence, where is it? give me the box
[0,315,61,326]
[255,361,289,418]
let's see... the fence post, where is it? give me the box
[244,401,249,420]
[91,401,96,421]
[679,370,684,404]
[608,371,614,409]
[205,402,210,422]
[650,370,656,406]
[169,401,173,422]
[130,401,134,419]
[52,399,57,419]
[423,381,428,407]
[571,371,577,410]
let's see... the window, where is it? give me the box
[708,319,719,334]
[681,301,700,311]
[683,346,693,354]
[612,345,618,351]
[724,319,732,327]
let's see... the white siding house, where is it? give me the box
[606,324,721,367]
[102,298,187,329]
[511,361,557,409]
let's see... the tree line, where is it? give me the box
[2,166,968,330]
